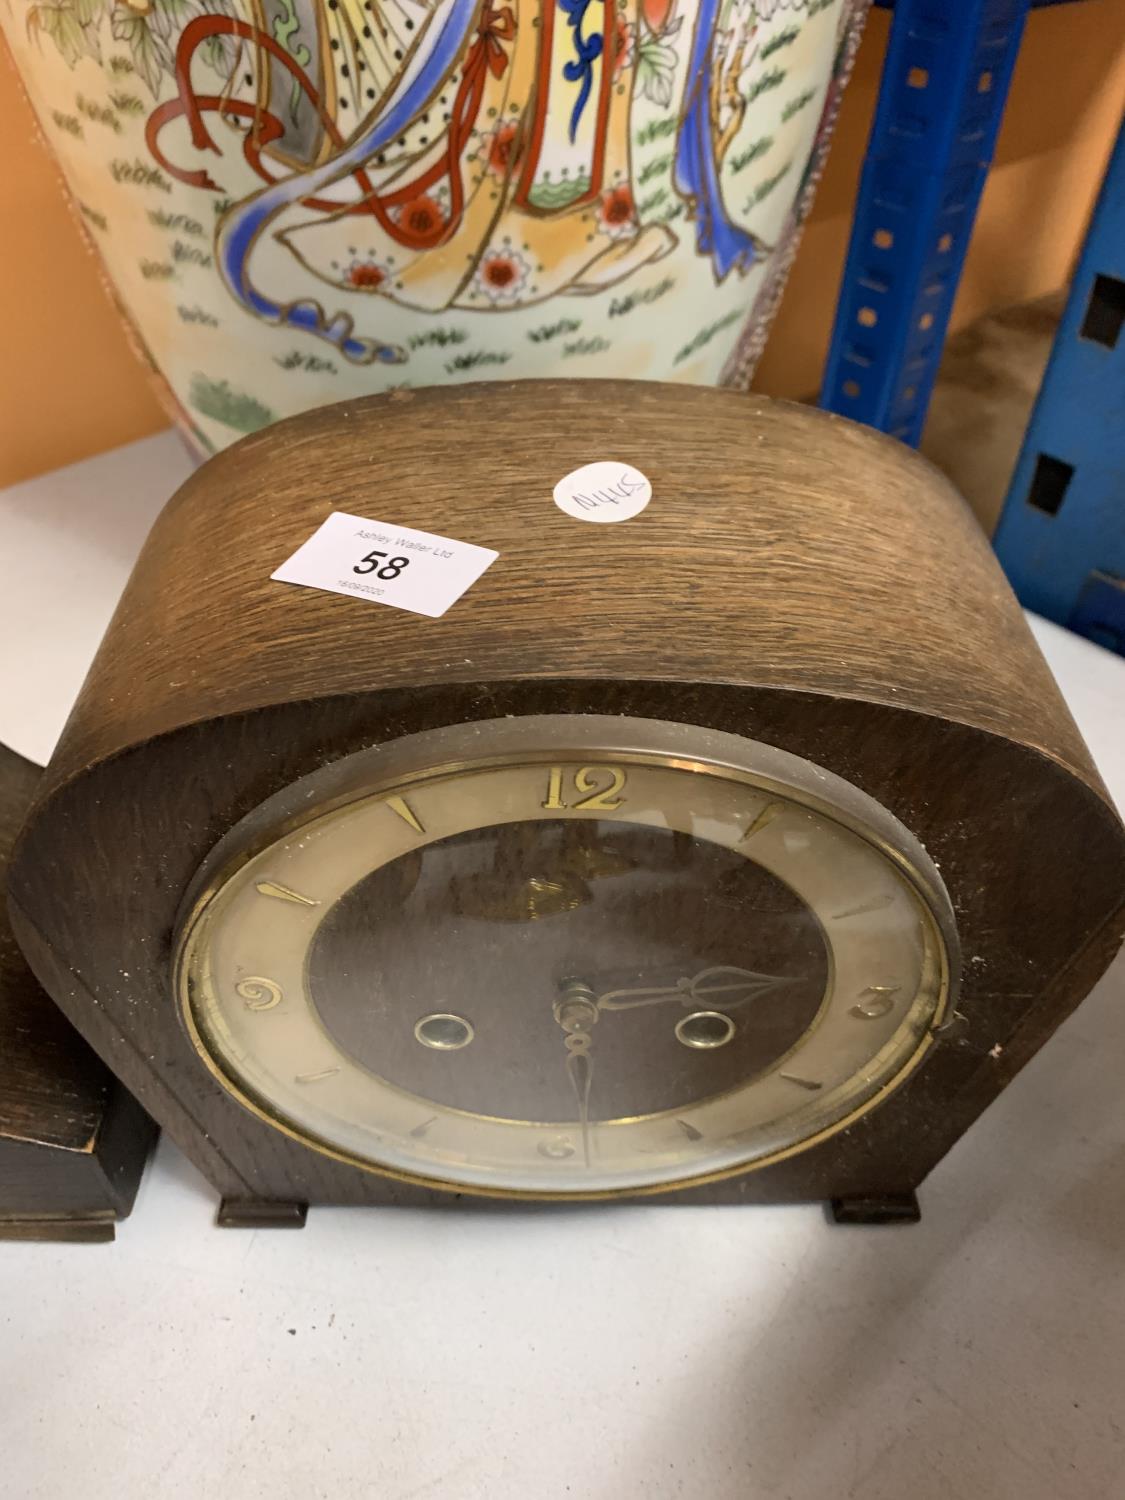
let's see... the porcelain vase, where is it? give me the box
[4,0,865,455]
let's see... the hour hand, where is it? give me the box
[565,1050,593,1165]
[596,965,797,1012]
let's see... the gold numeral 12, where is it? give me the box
[542,765,627,812]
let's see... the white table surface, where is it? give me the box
[2,435,1123,1500]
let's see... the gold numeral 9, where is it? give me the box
[237,976,283,1011]
[542,765,627,811]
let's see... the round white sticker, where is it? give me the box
[553,461,653,524]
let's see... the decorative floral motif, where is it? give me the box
[474,246,531,302]
[27,0,107,67]
[29,0,240,96]
[396,196,446,241]
[346,258,391,292]
[642,0,675,30]
[487,121,522,178]
[634,9,682,108]
[612,14,635,77]
[598,184,637,240]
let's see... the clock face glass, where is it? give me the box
[176,718,954,1196]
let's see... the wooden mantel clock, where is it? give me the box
[8,382,1124,1227]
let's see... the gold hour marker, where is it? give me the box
[538,1136,575,1160]
[236,976,283,1010]
[780,1073,823,1091]
[295,1066,340,1084]
[385,795,425,834]
[831,893,894,920]
[676,1118,703,1142]
[542,765,627,811]
[850,984,901,1020]
[740,801,783,843]
[255,880,318,907]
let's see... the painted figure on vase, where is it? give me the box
[10,0,862,450]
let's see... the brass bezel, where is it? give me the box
[175,715,958,1200]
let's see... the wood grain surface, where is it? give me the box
[39,381,1100,799]
[8,382,1124,1214]
[0,744,154,1234]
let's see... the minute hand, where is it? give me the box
[596,965,797,1012]
[554,982,600,1166]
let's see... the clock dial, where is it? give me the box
[175,718,955,1196]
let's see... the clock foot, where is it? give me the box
[0,1214,116,1243]
[217,1197,308,1229]
[829,1192,921,1226]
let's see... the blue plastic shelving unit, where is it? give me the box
[814,0,1120,655]
[819,0,1030,444]
[992,122,1125,656]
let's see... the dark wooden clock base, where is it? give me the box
[212,1195,925,1230]
[0,746,155,1242]
[0,1216,117,1244]
[217,1198,309,1229]
[829,1193,922,1226]
[0,1081,152,1244]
